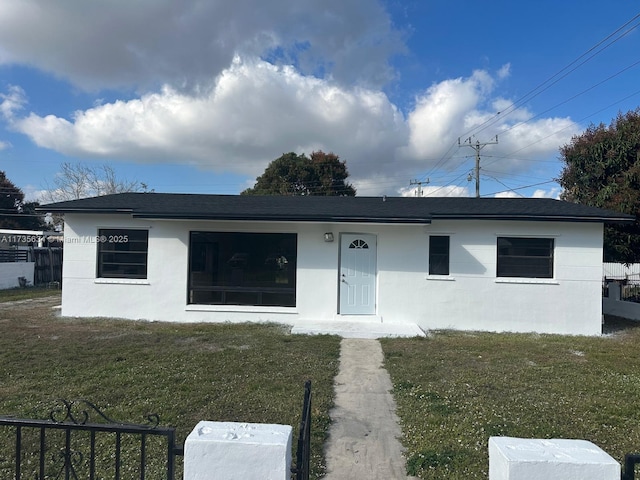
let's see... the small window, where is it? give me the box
[497,237,554,278]
[97,229,148,279]
[349,239,369,249]
[429,236,450,275]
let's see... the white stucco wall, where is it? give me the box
[60,213,604,335]
[375,220,603,335]
[0,262,35,289]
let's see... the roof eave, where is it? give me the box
[36,206,633,225]
[433,214,635,223]
[35,207,135,214]
[131,213,432,224]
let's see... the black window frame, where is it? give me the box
[188,231,297,307]
[496,237,554,279]
[96,228,149,279]
[429,235,450,276]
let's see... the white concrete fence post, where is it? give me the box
[609,281,622,301]
[489,437,620,480]
[184,421,292,480]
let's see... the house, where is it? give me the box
[40,193,634,336]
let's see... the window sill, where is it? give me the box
[426,275,455,281]
[495,278,558,285]
[185,305,298,314]
[95,278,150,285]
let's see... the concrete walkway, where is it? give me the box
[323,338,417,479]
[292,320,425,339]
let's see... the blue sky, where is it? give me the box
[1,0,639,202]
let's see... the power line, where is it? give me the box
[493,85,640,167]
[496,57,640,145]
[482,180,558,198]
[420,170,473,197]
[464,12,640,140]
[406,13,640,197]
[482,174,525,198]
[413,52,640,196]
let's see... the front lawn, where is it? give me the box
[0,298,340,479]
[382,323,640,479]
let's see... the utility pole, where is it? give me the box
[410,178,429,197]
[458,135,498,197]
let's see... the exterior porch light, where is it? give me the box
[324,232,334,242]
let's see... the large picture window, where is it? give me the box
[188,232,297,307]
[97,229,148,279]
[429,236,450,275]
[497,237,554,278]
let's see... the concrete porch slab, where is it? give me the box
[291,320,425,339]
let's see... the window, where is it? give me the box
[188,232,297,307]
[429,236,450,275]
[497,237,554,278]
[349,239,369,249]
[97,229,148,279]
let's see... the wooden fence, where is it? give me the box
[32,247,63,286]
[0,247,62,287]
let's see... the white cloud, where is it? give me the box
[0,0,405,91]
[423,185,470,197]
[0,139,10,150]
[12,58,407,180]
[401,70,495,163]
[493,191,520,198]
[532,187,561,199]
[497,63,511,80]
[0,85,26,120]
[21,184,47,202]
[0,1,594,198]
[493,187,561,199]
[355,172,414,196]
[398,67,581,187]
[3,58,580,196]
[401,185,470,197]
[500,118,578,157]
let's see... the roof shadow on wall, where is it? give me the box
[450,245,487,276]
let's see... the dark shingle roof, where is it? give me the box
[38,193,635,224]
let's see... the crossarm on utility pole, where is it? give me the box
[458,136,498,197]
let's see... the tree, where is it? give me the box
[242,151,356,196]
[0,171,46,230]
[41,162,147,203]
[40,162,148,229]
[558,108,640,262]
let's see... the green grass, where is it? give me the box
[381,323,640,479]
[0,297,340,479]
[11,286,639,479]
[0,286,61,302]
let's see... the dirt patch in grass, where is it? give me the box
[0,287,61,303]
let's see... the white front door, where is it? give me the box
[339,233,377,315]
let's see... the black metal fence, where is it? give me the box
[291,380,312,480]
[2,385,312,479]
[623,454,640,480]
[0,249,29,263]
[0,400,183,480]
